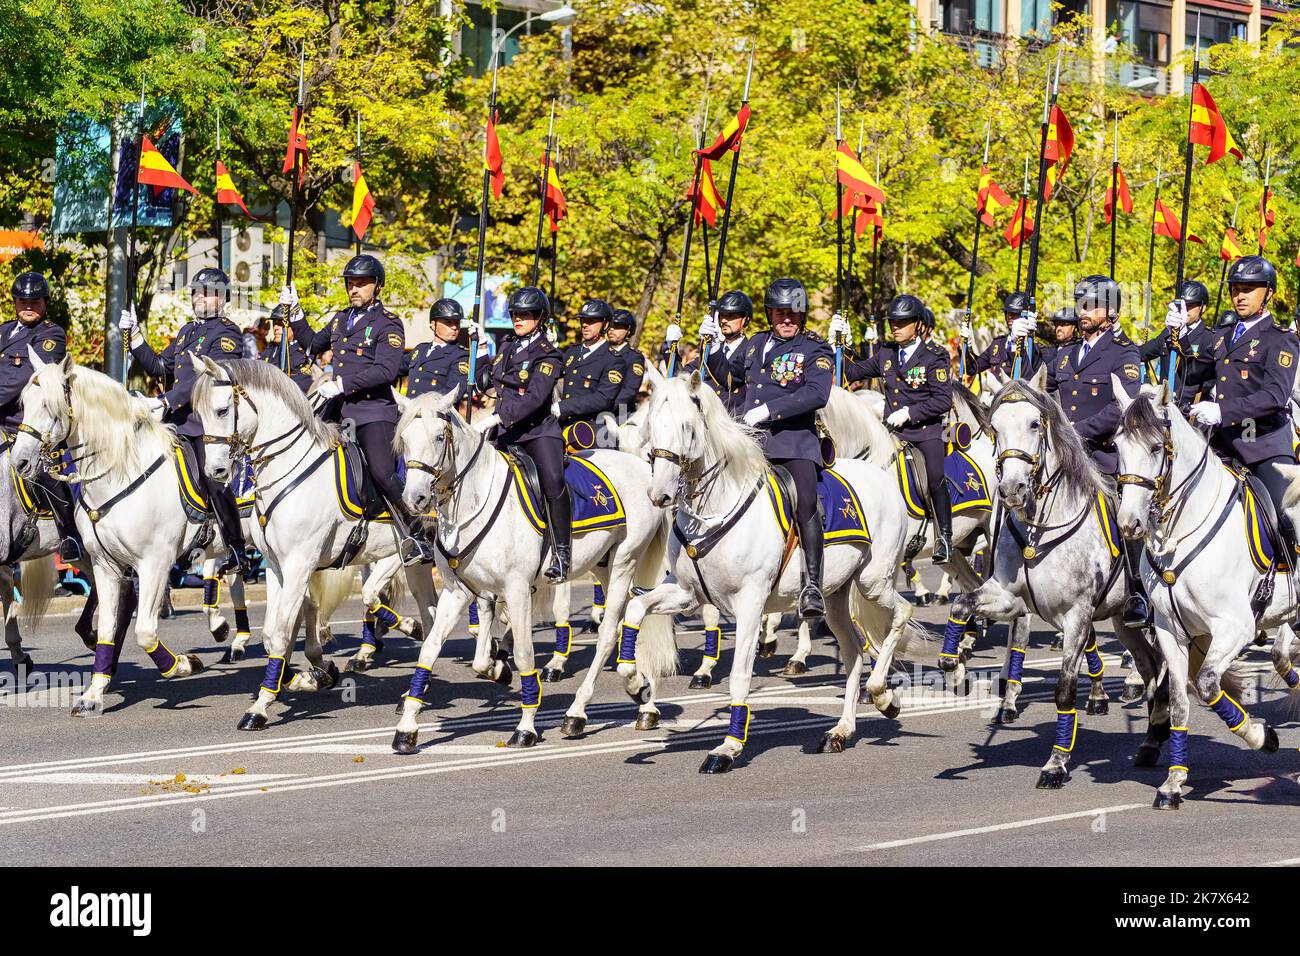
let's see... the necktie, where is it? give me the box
[1232,322,1246,344]
[1080,341,1090,363]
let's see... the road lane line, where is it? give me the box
[852,803,1148,852]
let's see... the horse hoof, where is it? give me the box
[505,729,538,749]
[698,753,734,774]
[1134,744,1160,767]
[818,733,846,754]
[540,668,565,683]
[407,622,423,641]
[630,683,653,705]
[781,660,807,677]
[1035,769,1069,790]
[70,699,101,718]
[938,657,959,673]
[1050,634,1064,651]
[996,707,1018,725]
[211,621,229,644]
[392,730,419,755]
[757,641,777,659]
[1262,724,1280,753]
[1120,685,1144,704]
[1152,790,1182,810]
[76,629,95,652]
[958,645,974,664]
[183,654,205,675]
[1254,631,1267,647]
[17,653,33,672]
[635,712,660,731]
[881,699,901,720]
[237,712,268,732]
[560,716,586,738]
[1086,698,1109,716]
[343,657,371,674]
[494,664,513,686]
[322,660,340,690]
[689,674,712,689]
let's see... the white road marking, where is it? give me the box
[852,803,1149,852]
[3,772,294,786]
[1260,857,1300,867]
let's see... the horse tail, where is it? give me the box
[309,567,358,622]
[633,515,677,684]
[17,555,56,629]
[848,581,929,658]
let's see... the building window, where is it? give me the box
[1111,0,1171,64]
[1188,8,1247,48]
[1022,0,1089,36]
[938,0,1005,35]
[461,3,553,77]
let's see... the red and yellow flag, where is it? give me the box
[351,163,375,240]
[976,166,1012,228]
[1103,165,1133,224]
[1258,188,1276,250]
[1042,104,1074,202]
[1220,227,1244,262]
[138,135,197,195]
[1004,197,1034,249]
[485,108,504,199]
[697,104,750,162]
[1189,83,1242,165]
[215,160,255,218]
[281,108,309,185]
[689,157,724,227]
[836,142,885,205]
[1153,200,1203,244]
[543,161,567,233]
[855,200,882,240]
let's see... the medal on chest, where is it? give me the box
[905,366,928,388]
[771,353,805,386]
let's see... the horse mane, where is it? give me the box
[990,378,1106,500]
[820,385,894,468]
[193,359,339,447]
[952,379,992,433]
[27,363,176,483]
[1118,393,1167,448]
[650,376,767,486]
[393,389,463,451]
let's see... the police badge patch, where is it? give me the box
[386,333,402,348]
[1281,351,1293,368]
[608,370,623,384]
[220,339,236,352]
[458,361,469,374]
[936,368,948,382]
[814,357,832,371]
[633,363,644,375]
[41,339,54,352]
[538,361,555,376]
[1123,364,1140,379]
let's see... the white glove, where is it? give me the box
[1165,300,1188,334]
[1189,402,1221,426]
[698,313,721,341]
[472,413,500,434]
[118,306,138,333]
[144,396,165,420]
[314,378,343,401]
[959,321,974,341]
[279,283,300,316]
[865,323,879,344]
[665,323,683,346]
[886,407,911,427]
[742,404,769,427]
[828,313,852,345]
[476,340,490,357]
[1010,315,1037,341]
[550,401,561,418]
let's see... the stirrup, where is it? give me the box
[218,545,250,576]
[798,583,825,619]
[1121,594,1151,628]
[933,534,954,564]
[400,534,437,566]
[545,551,571,583]
[59,537,83,562]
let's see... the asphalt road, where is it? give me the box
[2,575,1299,867]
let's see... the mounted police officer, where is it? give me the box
[700,278,833,618]
[556,298,624,434]
[672,289,753,416]
[835,295,956,563]
[606,308,645,413]
[1180,255,1300,551]
[403,298,470,402]
[473,286,570,581]
[1,271,81,559]
[280,253,436,564]
[261,305,315,392]
[1039,306,1079,368]
[1045,274,1147,626]
[121,267,249,573]
[1141,279,1216,405]
[963,290,1042,378]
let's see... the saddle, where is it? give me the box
[1237,469,1293,574]
[173,439,210,524]
[337,441,393,523]
[893,443,929,521]
[506,445,626,536]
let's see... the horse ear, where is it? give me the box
[27,345,44,368]
[187,353,207,376]
[1029,365,1048,391]
[60,354,74,376]
[393,389,410,414]
[640,359,664,394]
[689,369,701,392]
[201,354,223,376]
[1157,379,1172,407]
[1111,373,1133,411]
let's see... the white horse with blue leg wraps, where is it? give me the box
[623,372,919,773]
[391,390,675,752]
[1113,379,1292,809]
[945,370,1167,788]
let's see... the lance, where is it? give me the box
[122,77,146,384]
[843,116,864,384]
[216,109,224,280]
[1109,113,1119,281]
[868,150,882,366]
[961,120,991,380]
[283,51,305,373]
[1212,194,1241,321]
[834,87,845,384]
[1017,48,1060,380]
[709,39,754,302]
[699,93,713,303]
[549,135,560,309]
[465,52,501,421]
[1258,143,1272,255]
[354,111,362,255]
[1015,153,1029,290]
[1141,158,1163,382]
[531,98,556,286]
[1173,13,1201,293]
[671,81,711,377]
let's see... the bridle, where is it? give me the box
[646,394,726,505]
[1115,410,1213,531]
[403,410,487,493]
[992,397,1052,501]
[16,377,73,467]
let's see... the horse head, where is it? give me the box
[395,391,465,517]
[989,366,1051,515]
[12,350,75,480]
[1113,376,1178,540]
[644,371,710,508]
[189,354,256,484]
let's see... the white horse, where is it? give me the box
[624,372,919,773]
[391,390,675,752]
[11,357,221,715]
[946,370,1166,789]
[188,356,440,730]
[1114,379,1290,809]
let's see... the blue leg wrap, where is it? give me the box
[1053,709,1078,753]
[1209,690,1248,732]
[468,600,480,632]
[405,664,433,704]
[261,656,288,696]
[1083,638,1104,679]
[703,627,721,662]
[234,606,250,635]
[146,640,179,677]
[617,622,639,665]
[520,670,541,709]
[1006,647,1026,685]
[1284,667,1299,689]
[592,582,606,609]
[93,640,117,678]
[1168,726,1189,771]
[202,576,220,609]
[371,603,399,629]
[940,616,967,661]
[726,704,750,744]
[360,615,379,652]
[554,623,572,657]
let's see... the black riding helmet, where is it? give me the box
[1074,274,1122,316]
[11,271,49,301]
[576,298,613,324]
[716,290,754,319]
[1052,307,1079,325]
[764,278,808,315]
[1176,280,1210,308]
[508,286,550,317]
[342,253,385,288]
[887,294,926,323]
[189,266,231,300]
[1002,290,1030,316]
[609,308,636,334]
[430,297,464,323]
[1227,255,1277,291]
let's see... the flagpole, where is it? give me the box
[1018,49,1059,380]
[1015,154,1028,290]
[673,84,710,376]
[962,120,990,380]
[834,87,845,384]
[1213,194,1241,322]
[354,111,363,255]
[869,151,882,364]
[549,134,560,311]
[698,94,713,302]
[1174,14,1201,292]
[284,51,304,373]
[1142,158,1163,362]
[1109,113,1119,281]
[216,109,224,279]
[531,98,556,286]
[846,117,863,351]
[709,40,754,303]
[1258,143,1272,255]
[124,78,145,385]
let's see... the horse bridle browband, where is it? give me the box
[993,411,1051,501]
[1115,412,1212,527]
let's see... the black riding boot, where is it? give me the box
[208,484,250,576]
[1121,537,1151,627]
[38,475,83,561]
[396,503,438,566]
[932,491,955,565]
[544,491,572,582]
[797,504,825,619]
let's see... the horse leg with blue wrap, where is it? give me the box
[688,603,724,689]
[541,579,576,682]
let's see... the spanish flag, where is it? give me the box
[855,200,882,240]
[137,135,197,196]
[485,108,504,199]
[689,157,724,227]
[1220,227,1243,262]
[351,162,375,240]
[1258,188,1275,250]
[281,108,309,185]
[1004,197,1034,249]
[1153,200,1203,244]
[1042,104,1073,201]
[836,142,885,205]
[976,166,1012,228]
[543,162,567,233]
[697,104,750,162]
[215,161,255,219]
[1189,83,1242,165]
[1103,165,1133,224]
